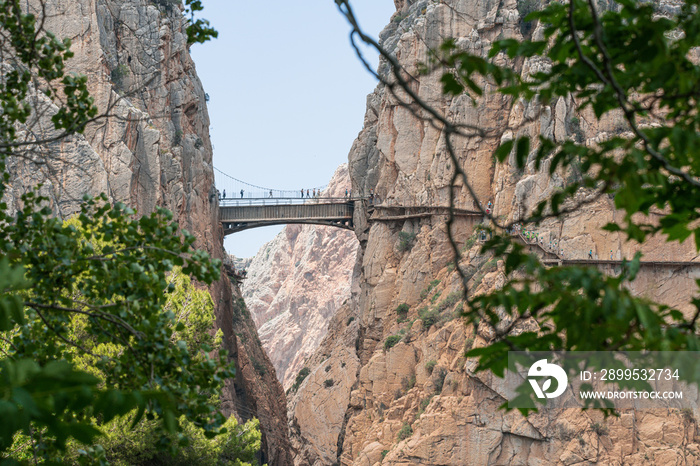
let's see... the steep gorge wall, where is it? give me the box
[289,0,700,464]
[3,1,290,463]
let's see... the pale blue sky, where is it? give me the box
[191,0,395,258]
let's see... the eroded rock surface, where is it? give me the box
[288,1,700,465]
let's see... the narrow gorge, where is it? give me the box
[5,0,700,465]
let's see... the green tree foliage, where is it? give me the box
[458,0,700,385]
[183,0,218,44]
[0,196,237,461]
[0,0,260,462]
[6,259,260,465]
[336,0,700,412]
[70,414,262,466]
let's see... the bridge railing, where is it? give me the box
[219,196,363,207]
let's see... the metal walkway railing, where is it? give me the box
[513,233,700,268]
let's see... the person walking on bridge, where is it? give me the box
[306,189,310,198]
[240,189,244,198]
[588,249,593,259]
[222,189,226,199]
[269,190,273,198]
[301,188,304,198]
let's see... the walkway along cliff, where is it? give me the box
[285,0,700,465]
[3,1,290,464]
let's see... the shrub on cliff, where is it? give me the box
[435,291,461,312]
[420,279,441,300]
[397,423,413,441]
[384,334,403,350]
[290,367,312,394]
[395,303,410,321]
[418,307,440,330]
[433,368,448,394]
[397,231,417,252]
[516,0,541,37]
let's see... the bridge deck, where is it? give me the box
[220,201,354,235]
[219,201,485,235]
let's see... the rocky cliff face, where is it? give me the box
[243,164,359,389]
[3,1,290,464]
[288,0,700,464]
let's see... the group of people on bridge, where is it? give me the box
[217,189,246,200]
[217,188,300,200]
[301,188,326,198]
[215,185,380,202]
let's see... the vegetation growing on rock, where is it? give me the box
[289,367,312,394]
[384,334,403,350]
[397,231,417,252]
[397,423,413,441]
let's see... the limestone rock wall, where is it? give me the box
[243,164,359,389]
[289,0,700,464]
[3,1,290,463]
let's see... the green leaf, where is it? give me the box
[515,137,530,168]
[494,139,514,162]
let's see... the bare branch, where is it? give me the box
[27,301,143,339]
